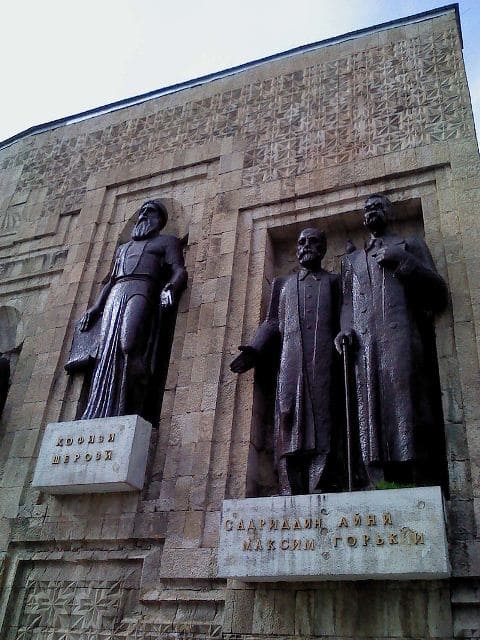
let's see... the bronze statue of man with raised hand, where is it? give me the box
[231,228,341,496]
[73,200,187,420]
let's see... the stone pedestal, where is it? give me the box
[32,415,151,493]
[218,487,450,581]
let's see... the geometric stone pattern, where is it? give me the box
[13,577,223,640]
[4,557,143,640]
[18,579,123,636]
[113,622,223,640]
[14,579,127,639]
[1,27,471,229]
[6,560,223,640]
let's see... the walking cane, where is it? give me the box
[341,335,354,492]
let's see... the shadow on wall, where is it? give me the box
[0,306,24,418]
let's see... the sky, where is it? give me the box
[1,0,479,144]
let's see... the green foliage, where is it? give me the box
[375,480,415,490]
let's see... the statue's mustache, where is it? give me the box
[299,248,317,257]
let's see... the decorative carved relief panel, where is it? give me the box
[1,27,469,226]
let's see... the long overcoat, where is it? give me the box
[340,234,447,471]
[250,268,340,492]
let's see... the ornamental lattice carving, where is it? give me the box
[1,27,472,229]
[15,578,125,638]
[12,576,222,640]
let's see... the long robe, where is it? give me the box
[82,277,157,419]
[340,234,447,475]
[250,268,340,493]
[82,235,186,420]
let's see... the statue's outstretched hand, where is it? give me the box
[334,329,355,354]
[230,346,257,374]
[79,307,100,332]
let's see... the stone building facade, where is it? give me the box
[0,5,479,638]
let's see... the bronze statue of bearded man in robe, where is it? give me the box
[67,200,187,421]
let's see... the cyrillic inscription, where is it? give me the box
[32,415,152,494]
[218,489,449,581]
[52,432,116,464]
[224,511,426,552]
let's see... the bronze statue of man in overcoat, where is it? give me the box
[231,229,341,495]
[73,200,187,420]
[335,194,448,487]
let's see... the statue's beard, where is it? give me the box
[299,250,316,265]
[364,211,387,234]
[132,219,158,240]
[298,250,323,269]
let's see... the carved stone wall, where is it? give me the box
[0,7,479,640]
[0,20,472,230]
[10,564,140,639]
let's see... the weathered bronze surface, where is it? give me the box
[231,229,341,495]
[67,200,187,421]
[335,195,447,488]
